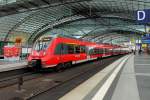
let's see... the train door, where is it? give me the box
[86,46,90,60]
[86,46,93,60]
[59,43,76,63]
[74,45,86,63]
[80,45,87,61]
[59,43,69,63]
[102,48,105,57]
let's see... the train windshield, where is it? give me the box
[33,37,52,51]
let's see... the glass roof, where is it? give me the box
[0,0,16,5]
[0,0,148,44]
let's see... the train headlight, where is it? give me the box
[43,51,46,56]
[37,52,40,56]
[31,51,34,56]
[33,51,39,56]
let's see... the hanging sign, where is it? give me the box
[136,9,150,24]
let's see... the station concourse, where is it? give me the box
[0,0,150,100]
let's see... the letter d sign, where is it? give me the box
[137,11,145,21]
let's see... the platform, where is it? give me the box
[59,53,150,100]
[111,53,150,100]
[0,60,27,72]
[59,55,130,100]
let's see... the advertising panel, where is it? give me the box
[3,45,21,61]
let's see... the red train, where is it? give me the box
[28,34,130,71]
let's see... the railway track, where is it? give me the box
[27,55,123,100]
[0,55,123,100]
[0,70,42,89]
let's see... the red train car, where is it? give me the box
[28,34,129,71]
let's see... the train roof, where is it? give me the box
[39,34,122,49]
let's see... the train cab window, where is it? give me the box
[68,44,75,54]
[34,37,52,51]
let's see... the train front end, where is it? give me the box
[28,36,52,70]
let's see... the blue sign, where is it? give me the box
[142,39,150,43]
[146,34,150,37]
[136,9,150,24]
[142,35,150,43]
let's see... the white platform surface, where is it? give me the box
[111,55,140,100]
[0,61,27,72]
[59,55,130,100]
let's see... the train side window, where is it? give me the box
[105,49,108,53]
[89,49,94,55]
[93,49,96,54]
[55,43,62,54]
[93,49,95,54]
[75,45,80,53]
[94,48,98,54]
[94,48,101,54]
[109,49,113,53]
[99,48,104,54]
[62,44,68,54]
[113,49,116,53]
[80,46,86,53]
[68,44,75,54]
[92,48,96,55]
[55,43,68,54]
